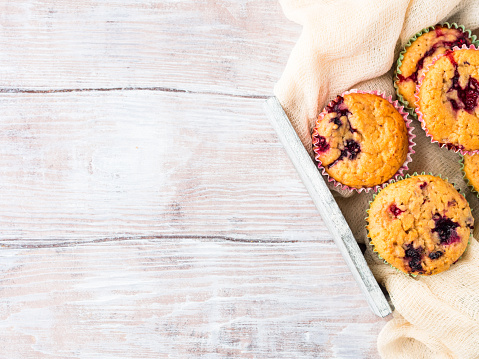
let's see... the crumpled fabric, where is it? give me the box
[274,0,479,357]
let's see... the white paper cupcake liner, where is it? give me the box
[312,89,416,194]
[414,44,479,155]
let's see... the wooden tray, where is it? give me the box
[263,96,392,318]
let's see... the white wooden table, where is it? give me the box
[0,1,388,357]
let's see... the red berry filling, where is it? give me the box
[443,143,465,151]
[429,250,444,260]
[398,28,470,84]
[326,96,356,132]
[389,204,404,217]
[318,96,362,168]
[327,139,361,168]
[404,244,424,272]
[330,116,342,127]
[315,96,356,155]
[313,134,330,153]
[432,213,461,245]
[446,53,479,113]
[435,27,445,37]
[326,96,350,118]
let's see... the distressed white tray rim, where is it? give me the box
[263,97,392,318]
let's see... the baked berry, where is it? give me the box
[398,30,470,84]
[404,244,424,272]
[328,139,361,168]
[389,204,404,217]
[432,214,460,245]
[446,57,479,113]
[325,96,350,118]
[429,251,444,260]
[330,117,342,127]
[313,92,409,189]
[367,175,472,275]
[313,134,329,152]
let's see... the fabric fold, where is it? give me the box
[274,0,479,357]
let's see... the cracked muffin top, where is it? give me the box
[416,48,479,152]
[312,92,409,189]
[396,25,471,110]
[367,175,473,275]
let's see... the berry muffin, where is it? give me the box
[312,92,412,190]
[367,175,473,276]
[415,47,479,153]
[463,153,479,193]
[395,24,473,112]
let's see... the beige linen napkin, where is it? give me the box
[274,0,479,358]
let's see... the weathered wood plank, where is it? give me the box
[0,1,388,357]
[0,0,300,95]
[0,238,385,358]
[0,91,328,242]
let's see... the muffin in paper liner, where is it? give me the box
[366,173,473,277]
[394,22,478,117]
[461,154,479,198]
[414,44,479,155]
[311,89,415,194]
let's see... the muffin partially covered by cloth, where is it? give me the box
[367,175,473,276]
[395,24,473,112]
[312,91,413,190]
[416,47,479,153]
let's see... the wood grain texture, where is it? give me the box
[0,91,330,243]
[0,0,387,357]
[0,0,300,96]
[0,238,385,359]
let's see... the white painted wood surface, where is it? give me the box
[0,1,388,358]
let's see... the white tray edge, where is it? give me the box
[263,96,392,318]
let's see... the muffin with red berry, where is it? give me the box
[395,23,474,113]
[367,174,473,276]
[312,91,414,191]
[415,46,479,153]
